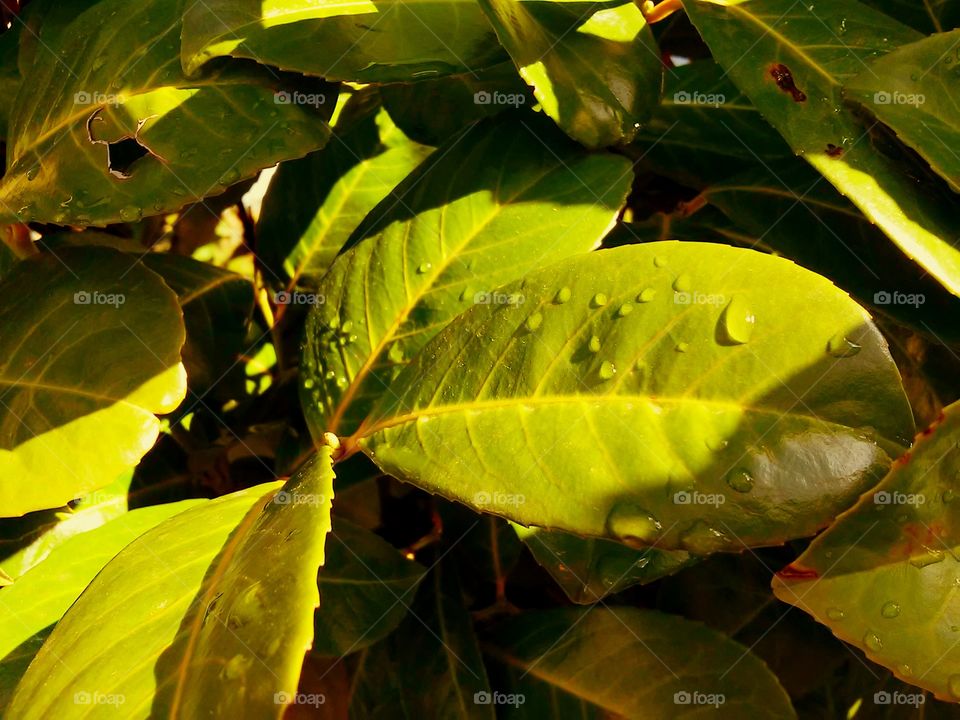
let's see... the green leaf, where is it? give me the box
[515,525,697,604]
[0,471,134,579]
[349,565,493,719]
[482,607,795,718]
[357,242,913,552]
[0,247,186,517]
[698,161,960,344]
[5,446,335,719]
[313,518,426,656]
[860,0,960,33]
[630,60,792,186]
[302,115,632,437]
[258,92,433,290]
[477,0,662,147]
[379,63,533,146]
[181,0,506,83]
[0,23,21,140]
[773,400,960,702]
[0,499,202,709]
[844,29,960,192]
[0,0,334,226]
[142,254,255,396]
[684,0,960,298]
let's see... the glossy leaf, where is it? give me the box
[0,247,186,517]
[5,447,335,719]
[0,24,20,140]
[379,63,533,146]
[302,115,632,437]
[0,0,333,226]
[515,525,697,604]
[142,254,254,395]
[699,161,960,344]
[0,471,134,579]
[357,242,914,552]
[258,93,432,290]
[482,608,795,718]
[478,0,662,147]
[181,0,506,83]
[631,59,792,187]
[349,565,493,719]
[684,0,960,298]
[773,400,960,702]
[0,499,201,708]
[860,0,960,33]
[313,518,426,656]
[845,29,960,192]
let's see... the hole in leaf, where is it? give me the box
[107,137,149,178]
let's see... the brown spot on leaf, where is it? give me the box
[776,563,819,580]
[769,63,807,102]
[826,143,844,157]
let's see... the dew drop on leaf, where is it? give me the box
[605,503,661,546]
[726,468,754,493]
[949,675,960,698]
[719,296,756,344]
[554,287,571,304]
[218,168,240,186]
[672,274,692,293]
[863,632,883,652]
[637,288,656,303]
[26,165,39,181]
[654,256,668,268]
[598,361,616,380]
[675,342,689,353]
[119,205,142,222]
[881,601,901,619]
[827,331,861,358]
[417,262,432,274]
[827,607,845,620]
[525,312,543,332]
[588,335,601,353]
[591,293,608,308]
[910,549,945,568]
[679,521,728,554]
[616,303,633,318]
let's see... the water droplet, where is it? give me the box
[679,521,728,554]
[675,342,689,353]
[387,343,405,363]
[944,489,956,503]
[218,168,240,186]
[706,437,729,452]
[26,166,39,181]
[863,632,883,652]
[910,550,945,568]
[949,675,960,698]
[324,370,336,381]
[654,256,668,268]
[827,331,862,358]
[119,205,142,222]
[303,378,315,389]
[555,287,571,304]
[827,607,845,620]
[16,205,33,222]
[672,274,692,293]
[881,601,901,619]
[637,288,656,303]
[459,287,471,301]
[591,293,608,308]
[340,320,354,334]
[224,654,250,680]
[616,303,633,318]
[726,468,754,493]
[588,336,601,353]
[525,312,543,332]
[899,664,913,677]
[605,503,662,546]
[598,361,616,380]
[417,262,432,274]
[719,296,756,344]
